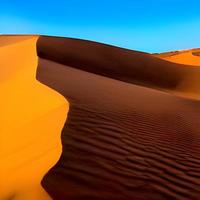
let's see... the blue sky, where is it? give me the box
[1,0,200,52]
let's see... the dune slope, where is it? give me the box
[37,36,200,99]
[1,35,200,200]
[36,37,200,200]
[154,49,200,66]
[0,36,68,200]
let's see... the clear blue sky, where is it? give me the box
[1,0,200,52]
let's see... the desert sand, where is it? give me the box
[0,36,68,200]
[37,36,200,200]
[1,35,200,200]
[154,49,200,66]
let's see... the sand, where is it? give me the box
[1,35,200,200]
[36,36,200,200]
[154,49,200,66]
[0,36,68,200]
[37,37,200,100]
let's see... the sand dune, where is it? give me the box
[36,36,200,200]
[1,35,200,200]
[0,36,34,47]
[154,49,200,66]
[37,37,200,99]
[0,36,68,200]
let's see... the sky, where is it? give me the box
[1,0,200,52]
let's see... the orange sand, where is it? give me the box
[155,50,200,66]
[0,36,69,200]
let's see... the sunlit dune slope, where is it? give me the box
[154,49,200,66]
[0,36,68,200]
[36,36,200,200]
[0,36,33,47]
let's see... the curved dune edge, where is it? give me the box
[38,59,200,200]
[37,36,200,100]
[0,36,69,200]
[1,35,200,200]
[36,37,200,200]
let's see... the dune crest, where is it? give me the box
[0,36,69,200]
[154,49,200,66]
[37,37,200,100]
[1,35,200,200]
[36,36,200,200]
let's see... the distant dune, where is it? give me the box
[1,35,200,200]
[154,48,200,66]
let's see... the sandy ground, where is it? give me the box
[154,49,200,66]
[0,36,68,200]
[1,35,200,200]
[36,36,200,200]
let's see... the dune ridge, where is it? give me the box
[37,36,200,99]
[154,49,200,66]
[1,35,200,200]
[0,36,69,200]
[35,36,200,200]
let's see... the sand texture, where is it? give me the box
[36,36,200,200]
[1,35,200,200]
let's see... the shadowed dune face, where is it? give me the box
[0,36,68,200]
[37,37,200,99]
[36,37,200,200]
